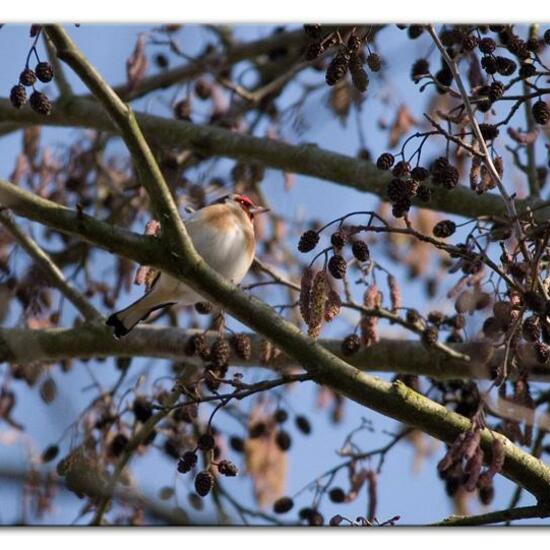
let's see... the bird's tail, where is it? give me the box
[106,293,175,338]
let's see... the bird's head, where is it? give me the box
[216,193,270,222]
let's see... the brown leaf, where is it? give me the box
[328,80,352,126]
[9,153,30,184]
[283,172,295,192]
[467,54,483,89]
[245,409,287,508]
[388,105,417,148]
[508,126,539,145]
[126,34,148,93]
[23,127,41,165]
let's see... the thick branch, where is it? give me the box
[434,505,549,526]
[1,325,542,382]
[113,28,308,102]
[0,96,531,221]
[0,179,163,268]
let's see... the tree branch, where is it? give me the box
[0,96,537,221]
[0,326,499,380]
[433,505,549,526]
[0,209,101,321]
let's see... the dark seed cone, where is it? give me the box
[366,52,381,72]
[19,68,37,86]
[326,52,350,86]
[522,316,540,342]
[411,166,429,181]
[298,229,319,253]
[303,24,322,38]
[273,496,294,514]
[387,178,409,203]
[274,408,289,423]
[173,98,191,120]
[41,444,60,463]
[479,123,499,141]
[462,34,478,51]
[519,62,536,79]
[305,42,324,61]
[408,25,424,40]
[481,55,497,74]
[35,61,54,83]
[187,333,210,360]
[479,37,496,54]
[532,100,550,125]
[496,56,516,76]
[275,429,292,451]
[194,470,214,497]
[330,231,347,249]
[432,164,459,189]
[210,337,230,368]
[351,240,370,262]
[422,326,439,347]
[229,436,245,452]
[478,483,495,506]
[132,397,153,423]
[416,184,432,202]
[329,487,346,503]
[10,84,27,108]
[29,91,52,116]
[177,451,198,473]
[349,53,369,92]
[197,433,215,451]
[230,333,252,361]
[108,433,129,457]
[433,220,456,238]
[249,421,267,438]
[204,369,221,392]
[194,79,212,100]
[376,152,395,170]
[545,29,550,45]
[341,334,361,356]
[428,310,445,327]
[523,290,546,314]
[154,53,169,69]
[392,160,411,178]
[488,81,504,102]
[435,67,453,88]
[217,459,238,477]
[295,415,312,435]
[195,302,213,314]
[307,510,324,526]
[328,254,347,279]
[534,341,550,364]
[411,58,429,82]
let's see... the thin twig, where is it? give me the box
[0,209,101,321]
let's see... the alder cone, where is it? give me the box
[532,100,550,125]
[194,470,214,497]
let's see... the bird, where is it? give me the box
[106,193,269,338]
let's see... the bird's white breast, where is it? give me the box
[185,205,254,284]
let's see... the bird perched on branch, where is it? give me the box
[106,193,269,338]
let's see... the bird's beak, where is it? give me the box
[249,206,270,215]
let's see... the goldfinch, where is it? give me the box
[106,193,268,338]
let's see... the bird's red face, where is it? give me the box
[232,194,270,220]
